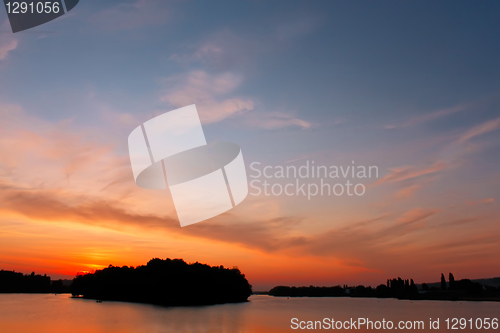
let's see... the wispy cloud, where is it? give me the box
[285,208,440,267]
[160,70,254,124]
[0,102,307,254]
[379,115,500,198]
[170,13,322,71]
[160,70,310,129]
[0,176,439,260]
[88,0,170,31]
[0,184,309,253]
[385,104,467,129]
[456,117,500,144]
[0,101,159,212]
[0,39,17,61]
[170,30,258,71]
[0,21,17,61]
[376,161,446,186]
[241,111,311,129]
[167,26,316,129]
[395,184,421,199]
[465,197,495,206]
[397,207,439,226]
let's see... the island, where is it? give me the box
[70,258,253,306]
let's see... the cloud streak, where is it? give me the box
[0,21,17,61]
[378,114,500,198]
[385,104,467,129]
[241,111,311,129]
[160,70,254,124]
[160,70,311,129]
[88,0,170,31]
[456,117,500,144]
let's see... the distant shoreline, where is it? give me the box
[0,293,499,304]
[265,294,500,303]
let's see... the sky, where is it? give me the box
[0,0,499,291]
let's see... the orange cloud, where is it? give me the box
[466,197,495,206]
[395,184,420,199]
[377,161,446,186]
[1,102,500,289]
[457,117,500,144]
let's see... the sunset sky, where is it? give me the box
[0,0,499,291]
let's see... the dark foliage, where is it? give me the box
[452,279,483,295]
[70,258,252,306]
[441,273,447,290]
[449,273,455,290]
[269,277,419,299]
[0,270,68,293]
[268,273,500,301]
[380,277,420,299]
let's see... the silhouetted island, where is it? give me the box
[269,273,500,302]
[70,258,252,306]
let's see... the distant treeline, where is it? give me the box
[0,270,70,293]
[270,278,420,299]
[70,258,252,306]
[269,273,500,301]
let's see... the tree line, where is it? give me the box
[0,270,69,293]
[269,273,500,301]
[1,257,253,306]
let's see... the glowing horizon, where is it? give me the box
[1,1,499,292]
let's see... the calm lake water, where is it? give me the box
[0,294,499,332]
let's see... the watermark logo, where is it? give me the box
[249,161,378,199]
[3,0,79,33]
[128,105,249,227]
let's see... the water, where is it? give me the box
[0,294,499,332]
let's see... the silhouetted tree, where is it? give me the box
[453,279,483,295]
[449,273,455,290]
[376,284,389,297]
[440,273,446,290]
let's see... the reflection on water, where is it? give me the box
[0,294,499,332]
